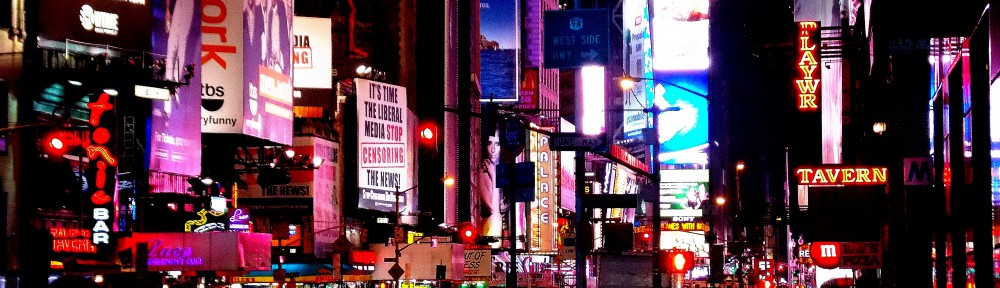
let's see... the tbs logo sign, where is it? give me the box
[809,242,841,269]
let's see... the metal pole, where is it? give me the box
[507,157,518,287]
[395,185,401,288]
[651,108,662,288]
[574,71,588,288]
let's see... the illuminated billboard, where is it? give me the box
[652,0,709,71]
[795,166,888,186]
[149,0,202,177]
[201,0,294,145]
[647,0,710,165]
[651,71,709,165]
[660,169,708,219]
[580,66,606,135]
[623,0,654,139]
[292,16,333,89]
[39,0,152,51]
[480,0,520,102]
[356,79,413,213]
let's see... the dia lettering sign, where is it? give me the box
[795,21,821,111]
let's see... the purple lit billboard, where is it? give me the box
[149,0,202,176]
[243,0,294,145]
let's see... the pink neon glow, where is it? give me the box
[580,66,605,135]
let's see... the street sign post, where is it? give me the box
[389,263,404,281]
[544,9,609,69]
[551,133,606,151]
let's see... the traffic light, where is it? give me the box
[634,230,652,251]
[663,249,696,273]
[39,129,77,160]
[455,222,477,244]
[418,123,438,157]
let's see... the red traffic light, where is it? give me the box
[643,232,651,240]
[420,127,434,140]
[662,249,696,273]
[40,129,78,159]
[456,222,477,244]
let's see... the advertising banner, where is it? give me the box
[243,0,294,145]
[201,0,293,145]
[463,249,493,279]
[39,0,152,51]
[480,0,520,102]
[313,139,340,258]
[132,232,272,271]
[149,0,202,177]
[524,0,541,68]
[243,137,336,199]
[292,16,333,89]
[529,128,558,253]
[356,79,412,212]
[652,0,709,71]
[649,0,710,165]
[476,130,502,238]
[201,0,245,135]
[660,182,708,218]
[623,0,654,139]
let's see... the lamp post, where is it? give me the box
[392,175,454,287]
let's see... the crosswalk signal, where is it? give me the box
[663,249,695,273]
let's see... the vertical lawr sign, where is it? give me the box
[795,21,821,112]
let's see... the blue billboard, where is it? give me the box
[652,70,708,165]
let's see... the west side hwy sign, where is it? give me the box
[550,133,606,151]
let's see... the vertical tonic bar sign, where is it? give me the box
[87,93,117,248]
[796,21,821,111]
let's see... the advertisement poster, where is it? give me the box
[355,79,412,212]
[660,182,708,218]
[292,16,333,89]
[201,0,245,135]
[647,0,710,165]
[476,130,502,238]
[651,71,709,165]
[150,0,202,177]
[524,0,541,68]
[529,128,558,253]
[623,0,655,139]
[38,0,151,51]
[652,0,709,71]
[479,0,519,102]
[243,0,295,145]
[313,139,340,258]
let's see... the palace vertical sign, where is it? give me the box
[795,21,821,111]
[87,92,117,249]
[530,128,558,253]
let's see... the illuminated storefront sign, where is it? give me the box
[51,228,97,254]
[530,128,558,253]
[636,222,709,233]
[809,241,881,269]
[228,208,251,231]
[87,92,117,248]
[607,144,650,174]
[148,239,204,266]
[132,232,272,271]
[795,166,888,185]
[795,21,821,111]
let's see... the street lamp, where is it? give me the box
[393,175,455,274]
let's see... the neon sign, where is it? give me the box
[228,208,251,231]
[795,166,888,186]
[51,228,97,254]
[87,92,117,247]
[530,129,557,253]
[607,144,650,174]
[184,209,227,232]
[147,239,204,266]
[795,21,821,111]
